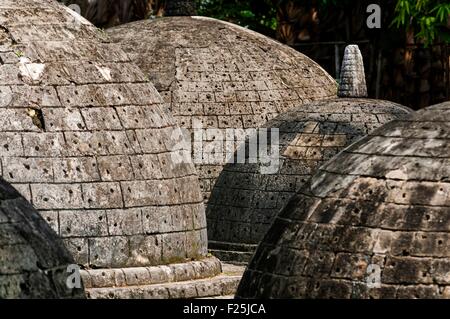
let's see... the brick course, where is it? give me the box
[0,0,207,269]
[236,102,450,299]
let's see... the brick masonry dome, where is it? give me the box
[236,101,450,299]
[207,98,411,263]
[107,16,338,202]
[0,178,85,298]
[0,0,208,271]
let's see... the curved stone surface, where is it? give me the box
[207,98,411,263]
[236,101,450,299]
[107,16,337,201]
[0,177,85,298]
[0,0,207,269]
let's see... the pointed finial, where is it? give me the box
[338,45,368,98]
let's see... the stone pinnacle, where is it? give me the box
[338,45,368,98]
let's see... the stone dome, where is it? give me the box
[207,98,411,263]
[0,0,207,271]
[107,16,337,201]
[236,101,450,299]
[0,177,85,298]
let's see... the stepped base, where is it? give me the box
[87,274,241,299]
[209,249,254,265]
[81,257,245,299]
[208,241,257,265]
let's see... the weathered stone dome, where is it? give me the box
[0,177,85,298]
[0,0,207,272]
[207,98,411,263]
[107,16,337,201]
[236,101,450,299]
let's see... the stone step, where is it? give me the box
[81,257,223,290]
[194,264,245,299]
[209,249,254,265]
[86,274,242,299]
[209,240,257,252]
[82,258,246,299]
[221,263,246,276]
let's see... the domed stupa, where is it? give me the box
[0,0,232,298]
[236,101,450,299]
[0,178,85,298]
[107,15,338,202]
[206,45,412,264]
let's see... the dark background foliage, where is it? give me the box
[59,0,450,109]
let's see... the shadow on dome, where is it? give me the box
[0,177,85,299]
[206,45,412,265]
[236,101,450,299]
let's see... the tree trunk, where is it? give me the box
[64,0,153,28]
[164,0,197,16]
